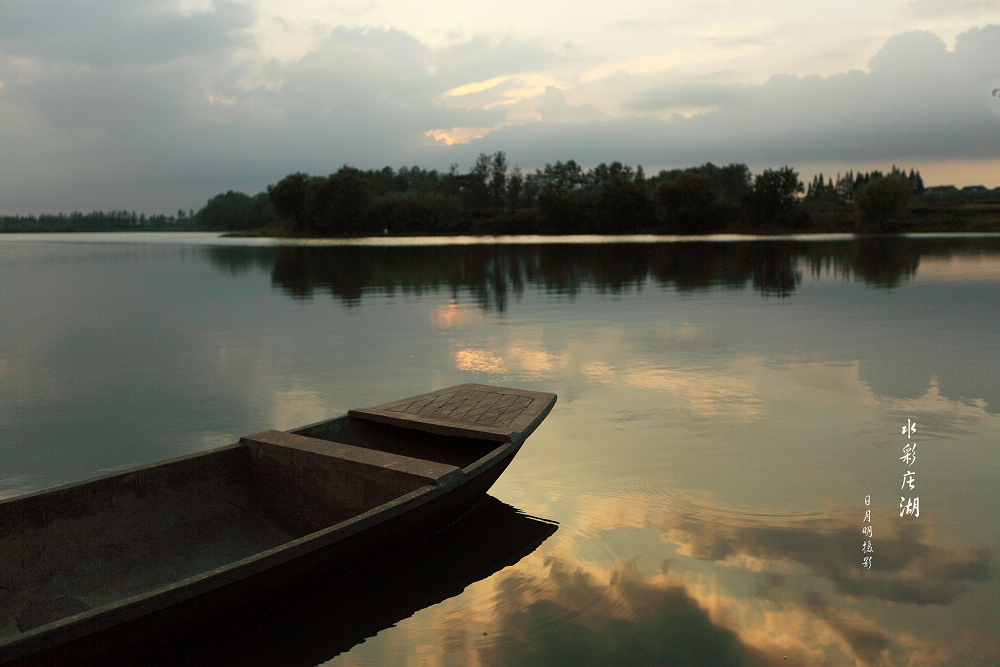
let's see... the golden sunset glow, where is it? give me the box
[581,360,763,419]
[404,530,945,666]
[917,255,1000,280]
[454,347,506,373]
[424,126,494,145]
[435,300,492,329]
[444,75,511,97]
[506,344,558,374]
[400,478,986,666]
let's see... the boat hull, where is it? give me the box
[0,384,556,665]
[6,442,520,665]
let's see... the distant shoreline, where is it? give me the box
[3,194,998,238]
[4,231,1000,249]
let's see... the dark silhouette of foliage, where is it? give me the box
[195,191,276,231]
[587,162,636,190]
[653,173,718,233]
[304,169,372,236]
[183,158,984,239]
[506,166,524,210]
[363,192,461,234]
[807,166,924,205]
[537,180,586,233]
[7,156,987,237]
[853,174,914,233]
[266,169,371,236]
[594,176,656,233]
[745,166,804,228]
[0,210,185,232]
[488,152,508,207]
[850,236,921,285]
[267,172,312,234]
[648,163,749,202]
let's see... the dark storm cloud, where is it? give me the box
[0,1,260,211]
[0,0,253,67]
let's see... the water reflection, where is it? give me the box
[202,236,1000,311]
[44,496,557,666]
[654,503,991,605]
[444,499,993,666]
[484,559,779,666]
[4,235,998,665]
[204,237,1000,415]
[849,237,922,288]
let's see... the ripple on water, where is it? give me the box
[630,479,826,522]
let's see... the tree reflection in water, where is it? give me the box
[204,236,1000,312]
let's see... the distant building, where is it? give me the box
[961,185,988,193]
[922,186,958,196]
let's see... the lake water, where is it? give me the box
[1,232,998,666]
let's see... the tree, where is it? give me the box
[853,174,913,233]
[746,165,804,227]
[654,172,718,233]
[712,163,752,204]
[506,166,524,210]
[535,161,587,233]
[305,169,372,235]
[462,153,493,209]
[488,151,508,206]
[267,172,312,233]
[194,190,278,231]
[587,161,635,190]
[594,176,655,233]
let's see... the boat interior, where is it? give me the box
[0,414,501,641]
[292,414,503,469]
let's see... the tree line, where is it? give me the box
[256,154,938,236]
[2,156,953,236]
[805,166,924,203]
[0,210,195,232]
[257,156,819,237]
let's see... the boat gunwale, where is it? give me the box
[0,442,246,512]
[1,423,516,660]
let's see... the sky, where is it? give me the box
[1,0,999,215]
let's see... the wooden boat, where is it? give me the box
[0,384,556,664]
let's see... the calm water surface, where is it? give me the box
[1,233,998,665]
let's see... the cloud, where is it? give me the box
[461,25,1000,169]
[624,82,739,111]
[0,0,253,68]
[659,508,991,606]
[534,86,604,123]
[432,37,573,88]
[1,1,998,215]
[483,560,782,666]
[902,0,1000,18]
